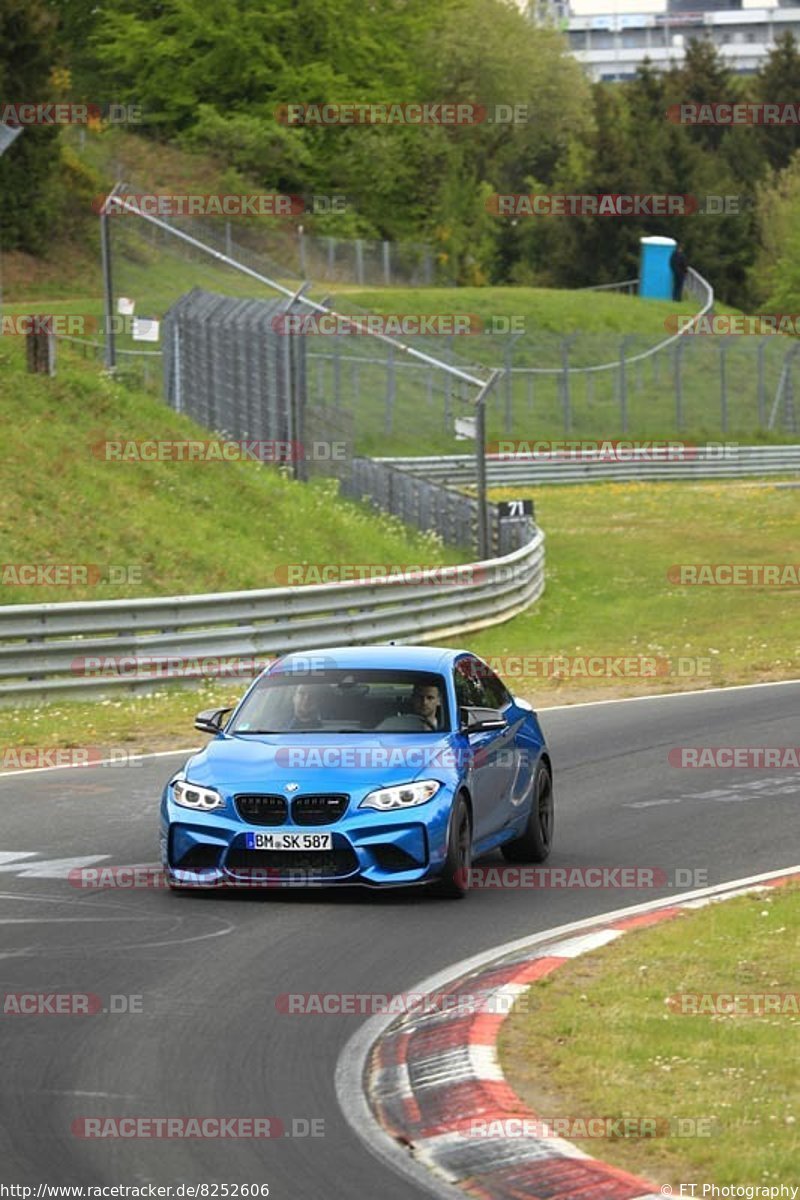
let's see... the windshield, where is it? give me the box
[229,668,450,734]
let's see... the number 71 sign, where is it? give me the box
[498,499,533,519]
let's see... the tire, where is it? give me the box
[433,794,473,898]
[501,760,553,863]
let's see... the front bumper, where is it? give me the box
[160,785,457,888]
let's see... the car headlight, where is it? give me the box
[172,779,225,811]
[360,779,441,812]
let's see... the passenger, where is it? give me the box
[288,683,322,729]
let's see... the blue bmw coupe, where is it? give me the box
[160,645,553,897]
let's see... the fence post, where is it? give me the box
[560,337,574,434]
[225,221,232,259]
[618,337,630,434]
[504,345,513,434]
[385,345,395,434]
[784,346,798,433]
[100,203,116,371]
[355,239,365,286]
[298,227,307,277]
[352,360,360,410]
[719,339,729,435]
[757,338,767,428]
[333,339,342,411]
[382,240,391,286]
[674,339,684,432]
[475,369,501,560]
[326,237,336,278]
[26,330,55,375]
[444,335,453,434]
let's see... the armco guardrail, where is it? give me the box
[0,529,544,703]
[379,445,800,487]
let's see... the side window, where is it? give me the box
[454,657,511,711]
[480,666,512,710]
[454,658,483,711]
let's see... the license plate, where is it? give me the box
[245,831,333,851]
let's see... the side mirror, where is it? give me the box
[461,706,508,734]
[194,707,232,735]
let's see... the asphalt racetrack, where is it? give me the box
[1,682,798,1197]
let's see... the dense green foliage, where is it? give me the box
[5,2,800,306]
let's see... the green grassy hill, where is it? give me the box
[0,336,456,607]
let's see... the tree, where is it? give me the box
[0,0,62,252]
[752,32,800,170]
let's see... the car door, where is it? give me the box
[453,655,518,844]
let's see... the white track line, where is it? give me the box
[0,746,200,778]
[539,675,800,711]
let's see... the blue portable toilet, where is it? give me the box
[639,235,676,300]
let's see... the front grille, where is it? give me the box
[292,794,349,825]
[234,794,288,825]
[224,847,359,878]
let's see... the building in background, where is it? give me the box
[530,0,800,80]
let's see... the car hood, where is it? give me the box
[180,732,462,795]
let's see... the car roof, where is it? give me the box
[271,645,469,673]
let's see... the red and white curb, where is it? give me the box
[336,866,800,1200]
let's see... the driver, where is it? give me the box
[411,682,441,731]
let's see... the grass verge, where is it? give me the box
[0,335,456,606]
[2,478,797,757]
[498,882,800,1188]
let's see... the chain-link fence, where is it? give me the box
[98,185,494,460]
[60,182,799,465]
[343,458,534,554]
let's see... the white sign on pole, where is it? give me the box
[454,416,476,441]
[132,317,160,342]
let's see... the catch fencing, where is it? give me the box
[60,183,800,459]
